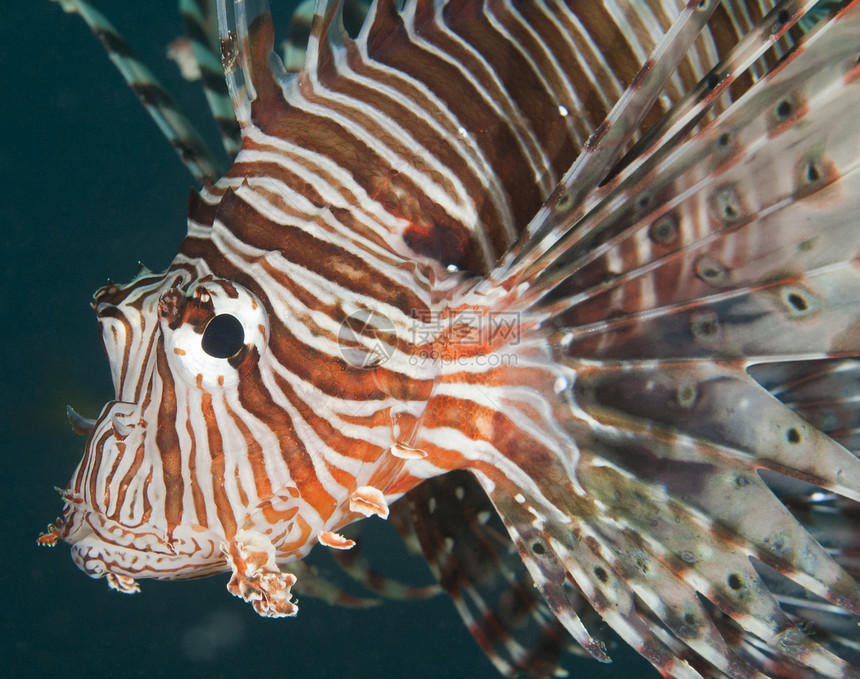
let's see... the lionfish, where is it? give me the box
[39,0,860,677]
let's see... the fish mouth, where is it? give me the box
[60,504,226,582]
[37,500,158,584]
[43,397,226,581]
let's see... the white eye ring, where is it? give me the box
[161,279,269,390]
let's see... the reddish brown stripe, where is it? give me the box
[229,154,328,207]
[516,1,607,135]
[97,311,134,398]
[199,390,237,538]
[86,428,111,506]
[574,3,643,90]
[379,1,551,249]
[278,372,386,465]
[154,344,184,536]
[102,440,126,513]
[340,38,512,246]
[236,370,338,520]
[451,0,580,154]
[254,249,428,353]
[267,312,387,401]
[247,14,290,130]
[111,441,148,526]
[212,188,429,316]
[224,379,274,503]
[130,322,158,404]
[184,410,208,528]
[187,187,218,226]
[234,465,250,507]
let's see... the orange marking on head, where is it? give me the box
[258,501,299,526]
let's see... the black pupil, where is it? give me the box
[201,314,245,358]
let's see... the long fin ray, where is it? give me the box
[572,362,860,610]
[510,0,860,313]
[178,0,242,158]
[607,0,833,193]
[406,472,585,679]
[422,4,860,676]
[216,0,291,130]
[452,357,860,677]
[52,0,220,182]
[750,359,860,452]
[504,0,722,270]
[513,2,860,364]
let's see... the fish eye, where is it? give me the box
[202,314,245,358]
[160,279,269,390]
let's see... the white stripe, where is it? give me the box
[398,1,555,191]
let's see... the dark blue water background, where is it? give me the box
[2,2,649,677]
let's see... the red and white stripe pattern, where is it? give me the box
[41,1,860,677]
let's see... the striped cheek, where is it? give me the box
[63,272,280,579]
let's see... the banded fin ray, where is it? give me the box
[286,559,382,608]
[202,0,788,274]
[603,0,831,197]
[281,0,370,72]
[45,2,860,678]
[215,0,291,129]
[179,0,243,157]
[509,0,723,257]
[424,2,860,677]
[406,472,589,679]
[524,2,860,364]
[51,0,220,182]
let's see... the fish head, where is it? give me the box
[45,244,423,601]
[49,264,280,584]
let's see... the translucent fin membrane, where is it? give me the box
[178,0,242,158]
[281,0,369,72]
[498,0,839,290]
[406,472,587,679]
[216,0,289,130]
[512,2,860,368]
[433,3,860,677]
[495,0,722,272]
